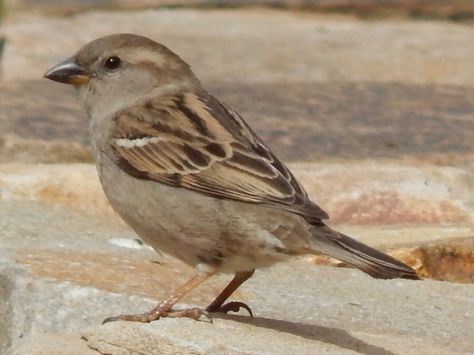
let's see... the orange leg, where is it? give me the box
[206,270,255,316]
[103,271,214,324]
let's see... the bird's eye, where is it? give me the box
[104,56,121,70]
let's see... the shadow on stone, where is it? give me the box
[215,313,395,355]
[2,80,473,163]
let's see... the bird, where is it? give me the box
[44,33,418,324]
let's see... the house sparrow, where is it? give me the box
[44,33,418,323]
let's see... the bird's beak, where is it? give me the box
[44,57,91,85]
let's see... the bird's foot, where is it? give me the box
[207,301,253,317]
[102,306,211,324]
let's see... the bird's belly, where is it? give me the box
[97,156,302,272]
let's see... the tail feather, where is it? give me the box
[310,225,419,280]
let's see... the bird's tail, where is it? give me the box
[309,224,419,280]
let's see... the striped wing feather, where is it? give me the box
[112,92,328,221]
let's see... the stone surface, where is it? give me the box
[2,162,473,226]
[0,164,473,353]
[0,135,92,164]
[1,10,473,85]
[1,5,473,354]
[2,80,474,163]
[400,238,474,283]
[7,333,98,355]
[4,0,474,20]
[0,272,12,353]
[2,259,474,354]
[1,9,473,165]
[0,80,89,145]
[0,164,108,213]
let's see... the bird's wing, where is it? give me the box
[111,92,328,221]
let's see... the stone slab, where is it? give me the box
[1,5,473,355]
[2,260,474,354]
[7,333,98,355]
[2,162,473,227]
[0,163,473,353]
[1,80,474,163]
[1,10,473,86]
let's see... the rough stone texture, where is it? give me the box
[1,10,473,86]
[2,80,474,163]
[0,273,13,353]
[0,163,473,353]
[405,238,474,283]
[2,259,474,354]
[294,162,474,225]
[7,333,98,355]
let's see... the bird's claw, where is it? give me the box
[208,301,253,317]
[102,306,211,324]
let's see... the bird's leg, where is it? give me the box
[206,270,255,317]
[103,270,215,324]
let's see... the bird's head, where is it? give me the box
[44,33,199,116]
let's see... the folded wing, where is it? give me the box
[112,92,328,221]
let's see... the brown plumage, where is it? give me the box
[44,33,418,324]
[112,92,329,221]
